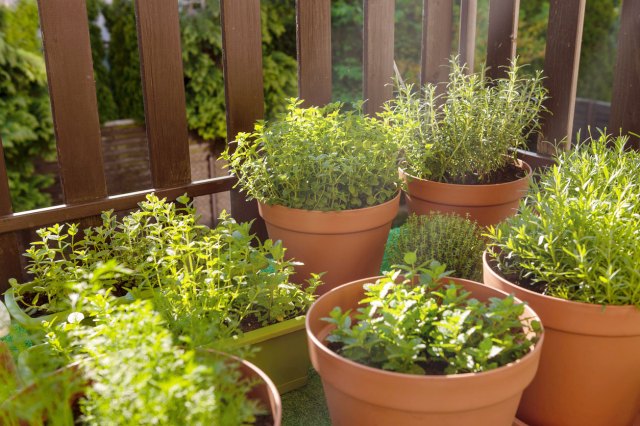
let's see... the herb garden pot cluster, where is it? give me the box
[306,266,544,425]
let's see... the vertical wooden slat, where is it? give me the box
[37,0,107,204]
[297,0,332,107]
[486,0,520,80]
[537,0,586,154]
[363,0,395,115]
[0,139,22,291]
[610,0,640,149]
[421,0,454,95]
[135,0,191,188]
[221,0,266,234]
[458,0,477,72]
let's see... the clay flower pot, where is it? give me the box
[399,160,531,227]
[306,275,544,425]
[483,252,640,426]
[258,193,400,294]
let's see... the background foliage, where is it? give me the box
[0,1,56,212]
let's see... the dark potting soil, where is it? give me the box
[254,414,275,426]
[489,257,548,295]
[445,162,527,185]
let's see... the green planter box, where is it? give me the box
[227,315,310,394]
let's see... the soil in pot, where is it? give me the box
[400,160,531,227]
[484,252,640,426]
[306,274,544,425]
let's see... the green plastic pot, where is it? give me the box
[226,315,310,394]
[3,287,152,330]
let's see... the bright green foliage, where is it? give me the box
[0,18,56,212]
[102,0,145,122]
[386,213,485,281]
[223,99,400,211]
[324,260,540,375]
[489,134,640,308]
[68,301,263,425]
[181,0,298,141]
[384,61,547,183]
[10,195,319,341]
[2,0,40,54]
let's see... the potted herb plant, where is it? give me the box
[1,293,282,426]
[485,134,640,425]
[4,195,320,393]
[222,99,401,293]
[384,61,547,226]
[306,255,544,425]
[383,212,485,280]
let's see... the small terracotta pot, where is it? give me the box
[258,194,400,294]
[399,160,531,227]
[483,252,640,426]
[306,275,544,425]
[235,356,283,426]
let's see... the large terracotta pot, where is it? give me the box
[306,275,544,425]
[483,252,640,426]
[258,194,400,294]
[399,160,531,227]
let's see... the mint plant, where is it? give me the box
[384,60,547,184]
[489,134,640,308]
[324,255,540,375]
[222,98,401,211]
[385,213,485,280]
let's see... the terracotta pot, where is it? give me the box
[306,275,544,425]
[258,194,400,294]
[235,355,283,426]
[399,160,531,227]
[483,252,640,426]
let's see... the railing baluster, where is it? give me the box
[221,0,266,234]
[610,0,640,149]
[486,0,519,80]
[297,0,332,107]
[459,0,477,73]
[537,0,586,153]
[363,0,396,115]
[135,0,191,188]
[421,0,454,95]
[37,0,108,203]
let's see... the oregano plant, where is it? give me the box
[222,99,401,211]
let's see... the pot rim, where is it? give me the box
[306,275,544,383]
[258,191,401,214]
[399,159,532,189]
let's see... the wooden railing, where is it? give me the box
[1,0,639,289]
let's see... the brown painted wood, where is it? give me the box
[220,0,266,236]
[458,0,477,72]
[0,138,22,290]
[37,0,107,204]
[421,0,454,95]
[486,0,520,80]
[537,0,586,154]
[135,0,191,188]
[0,177,235,236]
[363,0,395,115]
[610,0,640,149]
[297,0,332,107]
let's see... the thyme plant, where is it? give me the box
[384,60,547,183]
[385,213,485,281]
[324,255,541,375]
[488,134,640,308]
[222,99,401,211]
